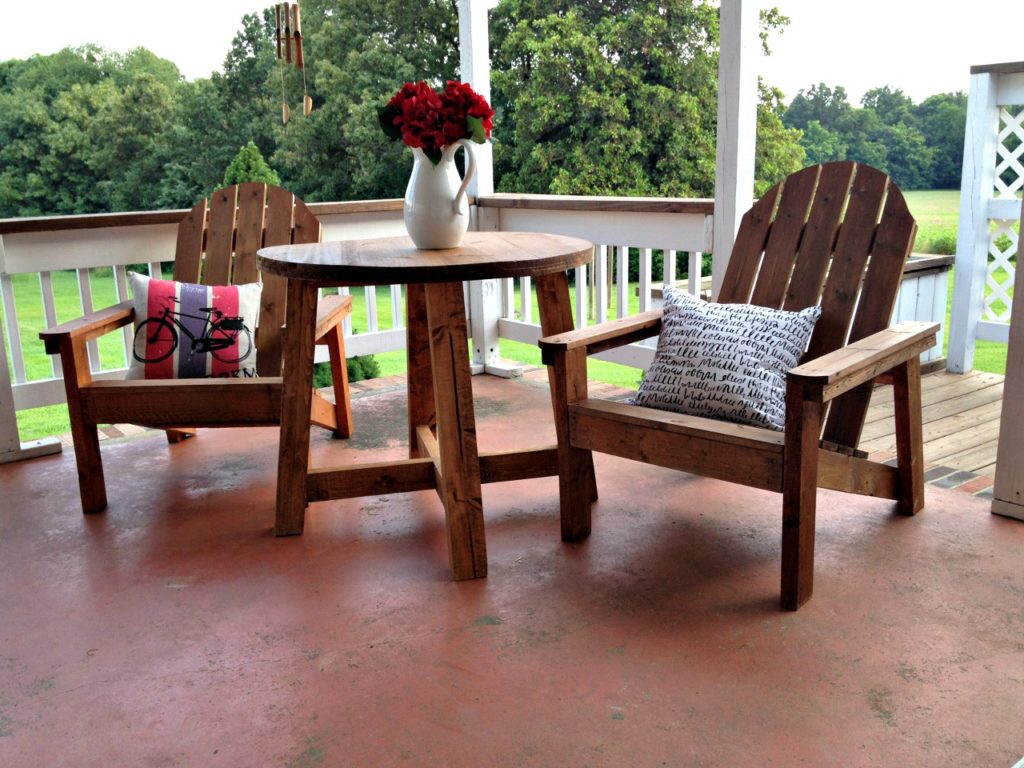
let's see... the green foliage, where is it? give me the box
[489,1,801,198]
[782,82,965,190]
[916,93,967,188]
[223,140,281,186]
[312,355,382,387]
[0,4,973,214]
[348,354,381,382]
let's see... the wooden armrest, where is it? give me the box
[789,321,939,401]
[314,293,353,341]
[539,309,662,364]
[39,300,135,354]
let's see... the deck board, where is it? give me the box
[861,370,1003,488]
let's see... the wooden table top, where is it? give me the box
[257,231,594,286]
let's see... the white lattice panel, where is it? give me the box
[984,219,1019,323]
[994,106,1024,198]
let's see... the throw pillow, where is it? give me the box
[126,272,261,380]
[629,285,821,430]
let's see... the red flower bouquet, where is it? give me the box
[379,80,494,165]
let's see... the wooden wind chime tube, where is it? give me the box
[275,2,312,122]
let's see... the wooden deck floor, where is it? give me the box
[859,369,1004,497]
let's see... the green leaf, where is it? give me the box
[467,115,487,144]
[425,146,443,165]
[378,104,403,141]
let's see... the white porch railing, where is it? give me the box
[1,195,952,462]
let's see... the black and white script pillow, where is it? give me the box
[630,286,821,430]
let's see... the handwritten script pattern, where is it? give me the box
[630,286,821,430]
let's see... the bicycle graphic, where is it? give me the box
[132,297,253,364]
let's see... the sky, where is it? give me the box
[3,1,1024,104]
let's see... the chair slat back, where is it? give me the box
[171,183,323,376]
[720,161,917,450]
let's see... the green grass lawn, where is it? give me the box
[904,190,961,254]
[7,190,1013,441]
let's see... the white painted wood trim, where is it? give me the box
[711,0,758,300]
[948,72,1001,373]
[457,0,496,198]
[993,202,1024,519]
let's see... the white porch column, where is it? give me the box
[947,70,1000,373]
[457,0,496,198]
[992,202,1024,520]
[711,0,759,299]
[459,0,521,376]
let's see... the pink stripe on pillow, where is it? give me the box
[145,278,178,379]
[210,284,241,377]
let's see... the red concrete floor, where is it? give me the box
[1,374,1023,767]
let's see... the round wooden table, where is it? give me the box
[258,231,594,580]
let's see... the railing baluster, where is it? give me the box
[0,274,27,384]
[390,284,404,329]
[147,262,164,279]
[38,272,62,378]
[638,248,652,312]
[76,268,101,372]
[520,276,532,323]
[365,285,379,333]
[663,248,677,286]
[689,251,703,297]
[114,266,131,367]
[594,244,608,324]
[616,245,629,319]
[574,265,588,328]
[501,277,514,320]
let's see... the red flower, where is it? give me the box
[379,80,493,164]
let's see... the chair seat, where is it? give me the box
[80,378,284,429]
[570,399,785,492]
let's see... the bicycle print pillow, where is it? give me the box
[126,272,261,380]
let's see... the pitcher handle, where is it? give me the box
[452,138,477,216]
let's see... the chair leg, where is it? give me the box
[891,357,925,516]
[56,337,107,513]
[781,382,823,610]
[552,347,594,541]
[165,429,196,444]
[534,272,595,540]
[324,324,353,439]
[72,421,107,514]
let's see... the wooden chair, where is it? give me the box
[41,182,354,518]
[539,162,939,610]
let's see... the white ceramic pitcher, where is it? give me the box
[403,138,477,249]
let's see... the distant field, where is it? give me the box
[904,190,960,254]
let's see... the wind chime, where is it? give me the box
[275,2,311,123]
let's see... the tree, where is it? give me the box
[916,92,967,188]
[223,140,281,185]
[269,0,460,202]
[799,120,846,165]
[783,83,852,133]
[490,0,800,198]
[872,121,934,189]
[861,86,915,127]
[755,83,805,195]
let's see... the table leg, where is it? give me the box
[424,281,487,580]
[534,272,599,538]
[274,279,319,536]
[405,283,435,458]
